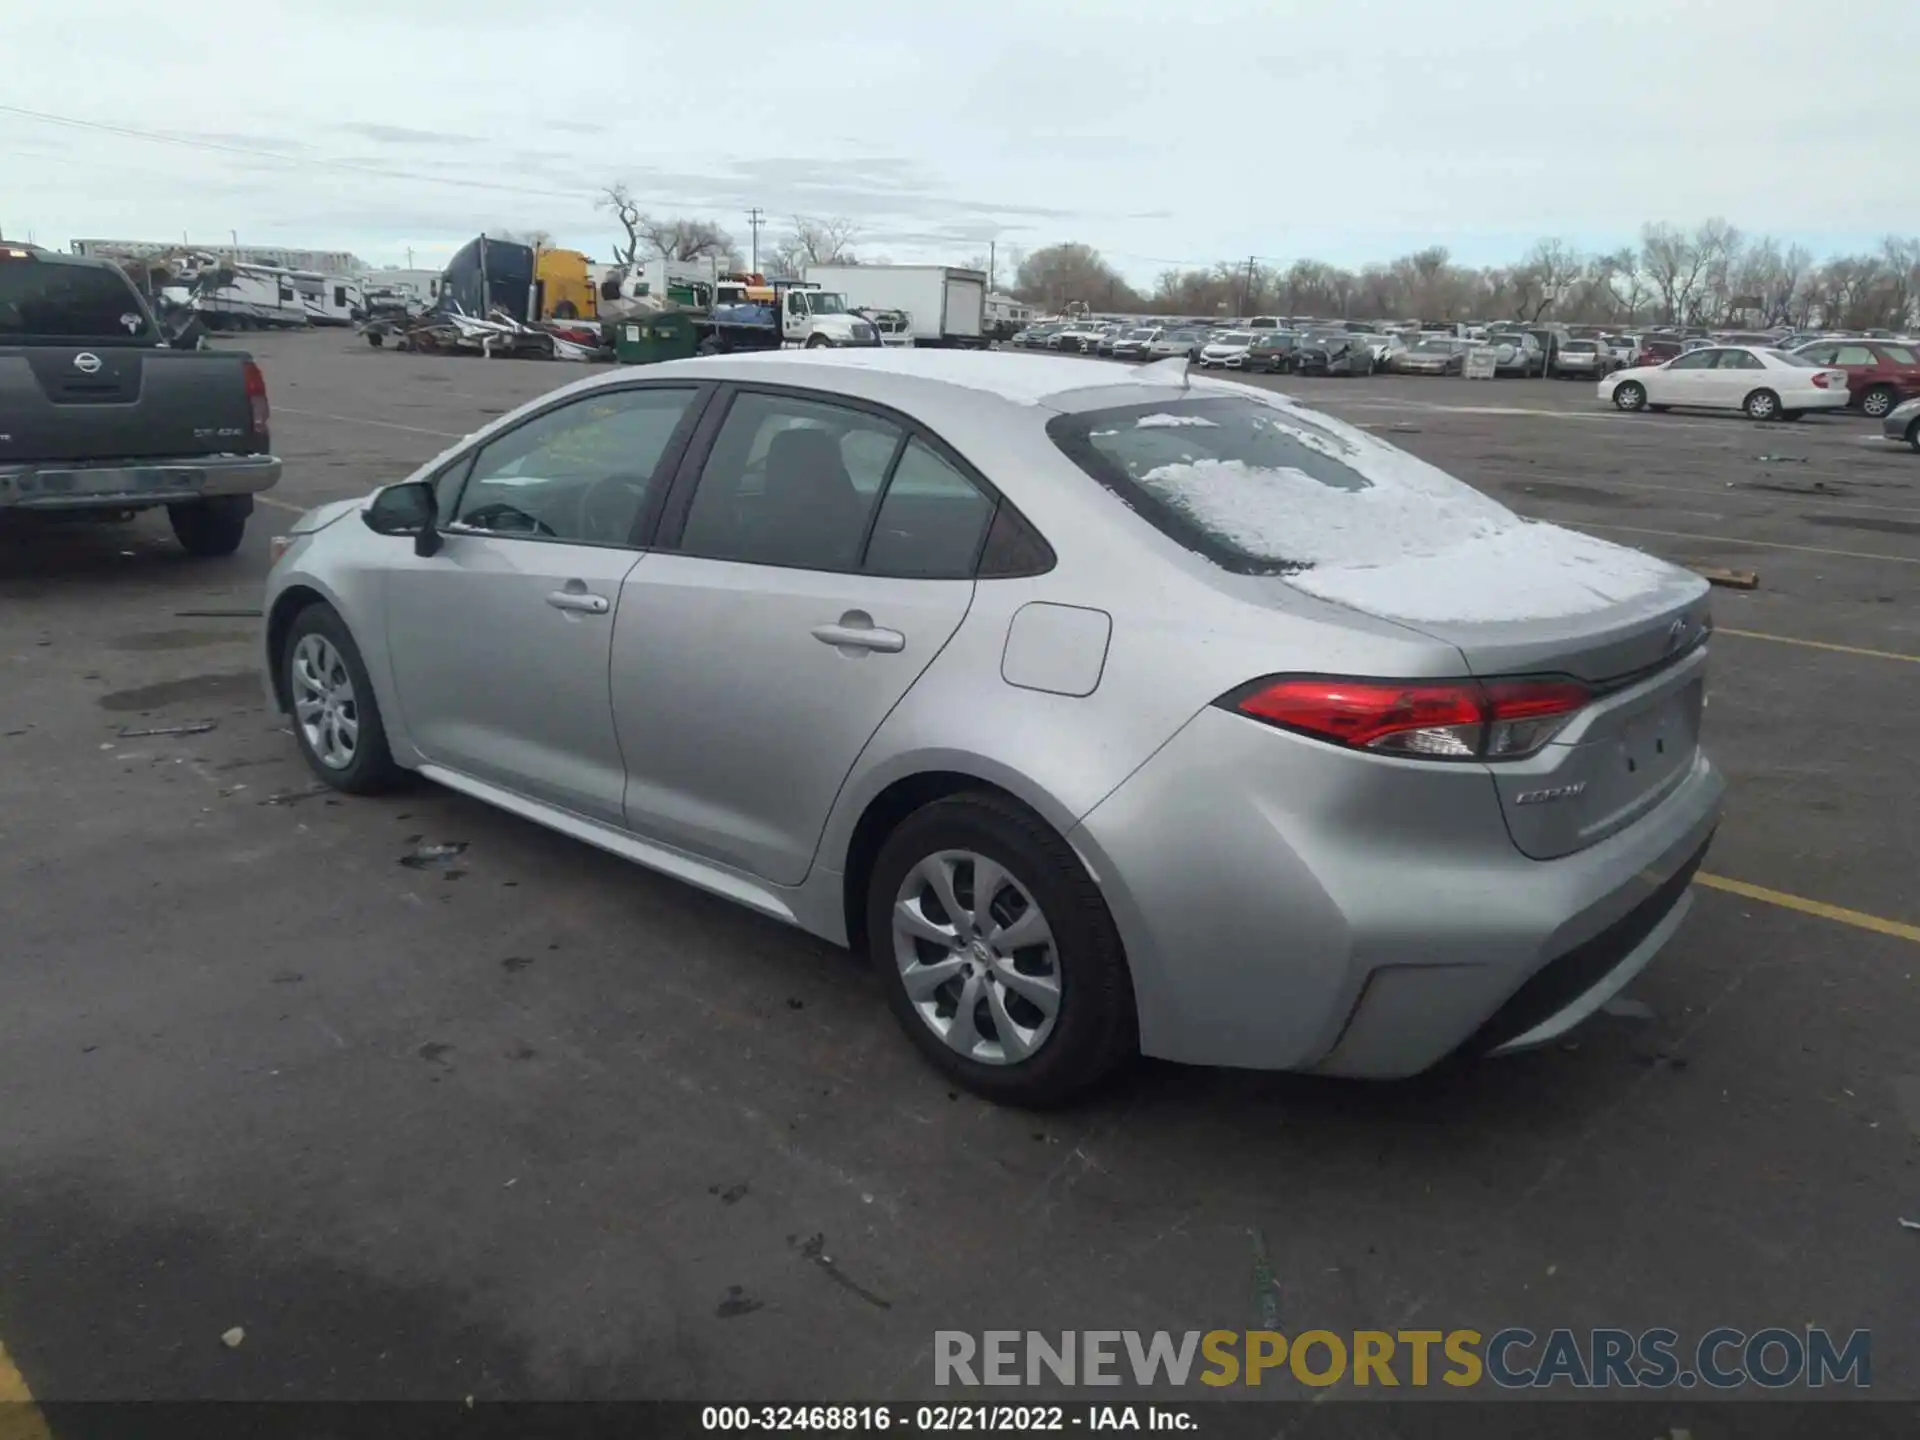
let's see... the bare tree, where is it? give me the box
[767,216,861,275]
[597,183,735,266]
[1012,242,1139,311]
[599,183,646,267]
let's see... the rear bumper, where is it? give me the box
[1070,705,1726,1075]
[0,453,281,511]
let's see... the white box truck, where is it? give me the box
[803,264,987,348]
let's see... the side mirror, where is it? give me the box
[364,480,442,556]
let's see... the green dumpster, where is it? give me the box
[614,309,702,366]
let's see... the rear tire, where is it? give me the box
[1861,385,1896,419]
[867,792,1137,1107]
[1907,418,1920,453]
[167,495,251,557]
[1613,381,1647,412]
[282,603,404,794]
[1744,388,1783,421]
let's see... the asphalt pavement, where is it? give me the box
[1,332,1916,1406]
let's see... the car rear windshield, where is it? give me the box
[1563,341,1596,352]
[1046,394,1514,576]
[1879,344,1918,364]
[0,260,154,342]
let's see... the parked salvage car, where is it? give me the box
[1485,333,1543,377]
[1390,338,1464,376]
[1150,329,1202,360]
[1882,394,1920,452]
[1243,331,1299,374]
[1633,337,1685,367]
[1198,330,1258,369]
[1789,338,1920,418]
[0,244,281,555]
[1292,332,1375,376]
[1600,345,1851,420]
[262,349,1723,1104]
[1109,326,1161,361]
[1551,339,1614,379]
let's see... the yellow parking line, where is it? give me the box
[1715,628,1920,665]
[0,1335,51,1440]
[1697,873,1920,944]
[1561,521,1920,566]
[256,494,307,514]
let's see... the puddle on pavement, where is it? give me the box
[97,671,261,713]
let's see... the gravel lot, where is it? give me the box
[2,332,1916,1404]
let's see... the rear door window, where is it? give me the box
[1048,395,1513,575]
[0,260,153,341]
[1835,345,1877,365]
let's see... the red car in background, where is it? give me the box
[1634,338,1684,366]
[1789,339,1920,418]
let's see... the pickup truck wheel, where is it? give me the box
[168,496,252,557]
[283,604,403,793]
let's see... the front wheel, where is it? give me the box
[805,334,830,349]
[1861,385,1896,419]
[283,603,404,793]
[1612,381,1647,412]
[1744,388,1782,421]
[168,495,251,556]
[868,792,1136,1107]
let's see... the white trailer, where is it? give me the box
[293,271,363,326]
[803,264,987,348]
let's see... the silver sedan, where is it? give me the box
[263,350,1724,1104]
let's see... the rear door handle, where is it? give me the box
[546,590,610,615]
[812,613,905,653]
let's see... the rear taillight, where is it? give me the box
[1809,370,1846,390]
[243,359,270,437]
[1223,675,1592,762]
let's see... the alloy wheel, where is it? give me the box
[291,633,359,770]
[892,850,1061,1065]
[1863,389,1893,418]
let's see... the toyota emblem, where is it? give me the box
[73,352,103,374]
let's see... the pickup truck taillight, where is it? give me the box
[243,359,270,437]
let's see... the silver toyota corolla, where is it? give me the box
[263,350,1723,1105]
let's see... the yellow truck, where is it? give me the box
[533,247,597,320]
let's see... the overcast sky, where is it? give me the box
[2,0,1914,284]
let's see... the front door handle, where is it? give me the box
[546,589,610,615]
[812,611,905,653]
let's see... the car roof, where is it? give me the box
[634,346,1194,409]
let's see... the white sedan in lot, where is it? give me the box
[1598,345,1852,421]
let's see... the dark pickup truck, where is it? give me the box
[0,245,281,555]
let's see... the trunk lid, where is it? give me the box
[1288,529,1712,861]
[0,348,260,462]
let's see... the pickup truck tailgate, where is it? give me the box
[0,347,260,462]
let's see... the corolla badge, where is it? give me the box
[1514,782,1587,806]
[1666,617,1689,651]
[73,352,103,374]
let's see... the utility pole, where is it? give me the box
[406,246,414,269]
[746,208,765,274]
[1242,255,1256,317]
[988,240,996,293]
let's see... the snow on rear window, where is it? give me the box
[1134,413,1220,428]
[1048,394,1517,574]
